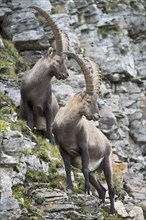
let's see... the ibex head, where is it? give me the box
[63,52,102,121]
[47,47,69,80]
[78,92,100,120]
[29,6,69,80]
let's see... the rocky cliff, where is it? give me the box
[0,0,145,219]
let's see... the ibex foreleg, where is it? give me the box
[59,146,73,192]
[80,144,91,195]
[25,101,34,130]
[44,108,56,145]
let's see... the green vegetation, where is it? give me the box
[129,0,139,9]
[10,119,27,132]
[32,134,62,163]
[0,39,28,79]
[98,25,121,38]
[98,209,123,220]
[0,91,15,118]
[0,92,29,135]
[51,5,65,14]
[105,0,126,13]
[113,173,126,200]
[12,184,45,219]
[23,146,32,155]
[0,120,7,131]
[31,134,67,190]
[26,168,49,183]
[37,15,46,26]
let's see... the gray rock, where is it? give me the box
[99,108,117,134]
[125,108,143,122]
[115,201,129,217]
[2,9,46,50]
[130,120,146,143]
[0,82,20,107]
[0,7,12,22]
[0,36,4,48]
[132,39,146,78]
[25,155,49,172]
[0,170,21,219]
[0,151,18,167]
[2,130,24,157]
[128,206,145,220]
[10,0,52,11]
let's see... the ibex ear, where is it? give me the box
[48,47,54,58]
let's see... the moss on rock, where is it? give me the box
[0,39,28,80]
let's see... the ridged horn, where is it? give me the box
[63,52,94,95]
[87,60,102,94]
[60,31,69,52]
[29,6,68,54]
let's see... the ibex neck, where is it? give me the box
[31,61,52,83]
[57,99,81,129]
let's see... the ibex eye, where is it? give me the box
[57,60,62,64]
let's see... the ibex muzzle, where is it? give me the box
[53,54,69,80]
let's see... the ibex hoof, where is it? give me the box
[109,208,116,215]
[66,189,73,194]
[85,191,92,196]
[98,199,104,208]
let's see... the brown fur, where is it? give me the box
[20,51,69,144]
[53,91,116,214]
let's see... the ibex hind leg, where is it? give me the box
[89,171,106,205]
[102,156,116,214]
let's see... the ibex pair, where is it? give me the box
[20,6,69,144]
[20,7,116,214]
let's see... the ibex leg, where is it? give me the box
[44,108,55,145]
[59,146,73,192]
[89,171,106,204]
[81,146,90,194]
[24,101,34,130]
[102,156,116,214]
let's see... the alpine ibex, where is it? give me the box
[20,6,69,144]
[53,52,116,214]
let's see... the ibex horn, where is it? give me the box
[87,59,102,94]
[29,6,69,54]
[63,52,94,95]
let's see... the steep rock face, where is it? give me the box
[0,0,145,219]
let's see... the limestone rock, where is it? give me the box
[115,200,129,217]
[9,0,52,11]
[128,206,145,220]
[0,170,21,220]
[1,9,46,50]
[0,36,4,48]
